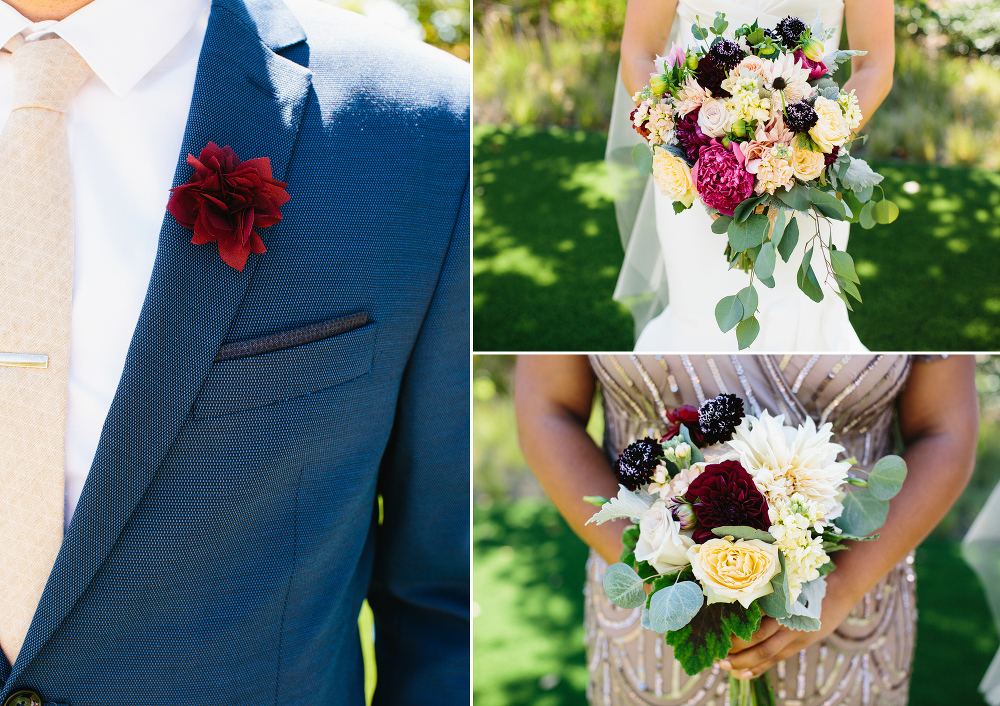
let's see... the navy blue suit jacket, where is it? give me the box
[0,1,469,704]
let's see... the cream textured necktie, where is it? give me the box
[0,34,91,664]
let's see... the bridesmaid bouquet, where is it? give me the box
[584,394,907,705]
[629,13,899,348]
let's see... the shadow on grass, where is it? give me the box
[473,126,1000,351]
[473,500,999,706]
[473,125,634,351]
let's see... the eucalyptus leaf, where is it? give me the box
[758,275,776,288]
[858,200,875,229]
[756,242,776,281]
[712,215,733,234]
[691,23,709,40]
[736,285,758,321]
[728,214,768,251]
[736,315,760,349]
[602,562,648,609]
[832,283,854,312]
[775,183,811,211]
[633,143,653,175]
[758,552,793,618]
[796,253,824,303]
[715,295,743,333]
[867,454,907,501]
[872,199,900,224]
[836,487,889,537]
[830,250,860,284]
[778,217,799,262]
[734,195,766,223]
[711,526,775,543]
[856,184,873,202]
[808,187,846,220]
[648,581,704,633]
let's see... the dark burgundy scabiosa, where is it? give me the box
[685,460,770,542]
[784,101,819,133]
[775,16,808,49]
[694,55,729,97]
[675,110,712,163]
[663,405,706,446]
[698,393,745,445]
[708,38,742,70]
[691,141,754,217]
[614,437,663,490]
[167,142,290,271]
[824,144,841,166]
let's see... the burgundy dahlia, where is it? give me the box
[614,437,663,490]
[675,111,711,163]
[824,144,841,166]
[691,142,754,217]
[685,460,770,542]
[694,55,729,97]
[663,405,705,446]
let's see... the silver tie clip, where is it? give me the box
[0,353,48,368]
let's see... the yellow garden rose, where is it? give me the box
[791,143,826,181]
[652,148,695,207]
[808,97,850,154]
[686,537,780,608]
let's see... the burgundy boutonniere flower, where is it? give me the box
[166,142,291,271]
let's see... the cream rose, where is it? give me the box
[808,97,850,154]
[634,502,695,573]
[686,537,780,608]
[652,148,696,207]
[697,97,732,138]
[791,143,826,181]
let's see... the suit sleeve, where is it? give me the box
[368,175,470,706]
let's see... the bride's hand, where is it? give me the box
[717,576,857,679]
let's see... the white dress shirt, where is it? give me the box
[0,0,211,526]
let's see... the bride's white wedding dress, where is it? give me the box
[608,0,867,352]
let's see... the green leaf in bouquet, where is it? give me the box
[823,530,878,543]
[777,613,822,631]
[776,577,825,632]
[673,200,690,214]
[808,188,846,220]
[620,547,636,564]
[691,23,709,40]
[777,217,799,263]
[721,600,763,643]
[855,184,873,203]
[756,242,777,281]
[796,253,824,303]
[715,295,743,333]
[583,496,609,507]
[858,200,876,230]
[768,208,787,245]
[775,183,811,211]
[736,316,760,350]
[817,86,840,101]
[748,27,765,44]
[838,156,884,193]
[836,487,889,537]
[830,250,860,284]
[812,77,838,90]
[842,189,864,223]
[603,562,648,609]
[872,198,900,224]
[728,213,768,251]
[758,552,793,618]
[636,559,658,581]
[712,215,733,234]
[623,525,640,551]
[817,561,837,577]
[832,281,855,312]
[632,143,653,175]
[711,526,776,543]
[665,602,753,675]
[867,454,907,501]
[824,49,866,74]
[736,285,758,320]
[758,275,776,289]
[648,581,704,633]
[733,195,767,223]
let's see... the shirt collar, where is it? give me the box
[0,0,210,97]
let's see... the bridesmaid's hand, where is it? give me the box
[717,582,857,679]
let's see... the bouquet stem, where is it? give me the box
[728,673,775,706]
[724,244,753,273]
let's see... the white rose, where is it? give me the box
[634,502,695,573]
[687,537,780,608]
[697,97,732,138]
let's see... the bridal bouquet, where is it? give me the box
[629,13,899,348]
[584,394,907,705]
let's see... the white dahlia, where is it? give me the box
[762,53,813,104]
[722,410,851,521]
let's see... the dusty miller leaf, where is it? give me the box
[838,156,884,193]
[586,485,653,525]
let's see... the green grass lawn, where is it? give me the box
[473,499,999,706]
[473,125,1000,351]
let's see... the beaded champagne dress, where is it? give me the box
[584,355,935,706]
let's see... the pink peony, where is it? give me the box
[691,141,755,217]
[794,49,828,80]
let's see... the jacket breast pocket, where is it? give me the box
[191,314,377,419]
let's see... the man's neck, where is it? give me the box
[3,0,94,22]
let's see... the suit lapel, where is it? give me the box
[4,0,311,684]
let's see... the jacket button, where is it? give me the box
[3,690,41,706]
